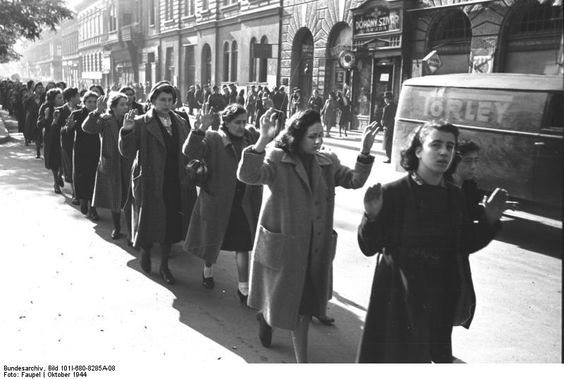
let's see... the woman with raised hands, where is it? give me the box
[237,108,379,363]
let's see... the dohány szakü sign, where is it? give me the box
[354,8,400,35]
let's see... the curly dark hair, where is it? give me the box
[275,109,321,154]
[45,88,62,104]
[221,103,246,125]
[400,120,459,172]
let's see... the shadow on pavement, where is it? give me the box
[496,215,562,259]
[2,129,366,363]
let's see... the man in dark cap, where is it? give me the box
[380,91,397,163]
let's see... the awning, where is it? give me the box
[406,0,561,13]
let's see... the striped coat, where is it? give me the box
[82,111,133,211]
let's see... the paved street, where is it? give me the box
[0,110,561,373]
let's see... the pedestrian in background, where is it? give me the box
[186,85,196,115]
[320,92,338,137]
[237,109,378,363]
[380,91,397,163]
[119,82,196,285]
[82,92,133,242]
[120,85,145,115]
[68,91,101,219]
[38,88,65,193]
[245,85,257,124]
[337,89,352,137]
[194,84,204,116]
[236,89,245,106]
[308,89,323,113]
[183,103,262,301]
[358,121,506,363]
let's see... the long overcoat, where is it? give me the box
[356,175,499,363]
[182,127,263,263]
[83,111,133,211]
[237,147,373,330]
[24,97,40,142]
[57,105,75,182]
[38,102,59,171]
[119,109,197,247]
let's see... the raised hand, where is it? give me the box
[65,117,76,130]
[259,108,278,142]
[360,121,379,155]
[96,95,107,114]
[364,183,383,219]
[483,187,508,225]
[122,110,136,131]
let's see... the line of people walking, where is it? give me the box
[1,77,508,364]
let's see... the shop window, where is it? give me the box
[249,37,257,82]
[429,10,471,50]
[223,42,230,82]
[231,41,238,82]
[259,35,268,82]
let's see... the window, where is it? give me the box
[184,0,195,16]
[202,0,209,11]
[510,4,562,34]
[223,41,230,81]
[165,0,173,20]
[259,35,268,82]
[231,41,238,81]
[249,37,257,81]
[429,10,471,48]
[109,5,117,32]
[149,0,156,26]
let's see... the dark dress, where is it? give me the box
[24,97,40,142]
[59,105,75,183]
[158,117,184,244]
[72,108,101,200]
[39,103,60,171]
[221,131,253,252]
[357,174,499,363]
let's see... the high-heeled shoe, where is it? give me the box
[314,315,335,326]
[88,208,99,221]
[140,251,151,273]
[54,185,61,194]
[256,313,272,348]
[111,228,122,240]
[159,267,175,285]
[202,273,215,289]
[237,290,248,306]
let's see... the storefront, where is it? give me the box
[351,0,407,129]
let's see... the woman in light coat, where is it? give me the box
[83,92,133,241]
[237,109,379,362]
[183,103,262,301]
[119,82,196,285]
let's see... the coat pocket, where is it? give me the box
[253,225,292,271]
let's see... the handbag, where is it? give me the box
[185,159,208,187]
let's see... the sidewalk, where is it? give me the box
[322,129,386,158]
[0,109,11,143]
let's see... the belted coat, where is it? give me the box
[237,147,373,330]
[182,127,263,263]
[82,111,133,211]
[119,109,197,247]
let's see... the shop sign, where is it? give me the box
[354,7,401,35]
[422,50,442,74]
[472,54,493,74]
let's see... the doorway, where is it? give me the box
[371,62,394,122]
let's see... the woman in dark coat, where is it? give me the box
[67,91,101,218]
[83,92,133,241]
[183,103,263,298]
[14,87,29,139]
[119,82,197,285]
[358,121,507,363]
[24,82,45,157]
[38,88,65,193]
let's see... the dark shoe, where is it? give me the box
[140,251,151,273]
[159,267,176,285]
[57,176,64,187]
[202,274,215,289]
[237,290,248,306]
[111,229,122,239]
[54,185,62,194]
[79,202,88,215]
[256,313,272,348]
[314,315,335,326]
[88,208,99,221]
[35,154,40,159]
[383,158,391,164]
[71,197,80,206]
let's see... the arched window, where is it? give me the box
[502,2,562,74]
[249,37,257,82]
[427,10,472,74]
[223,41,230,82]
[259,35,268,82]
[201,44,212,86]
[231,41,238,82]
